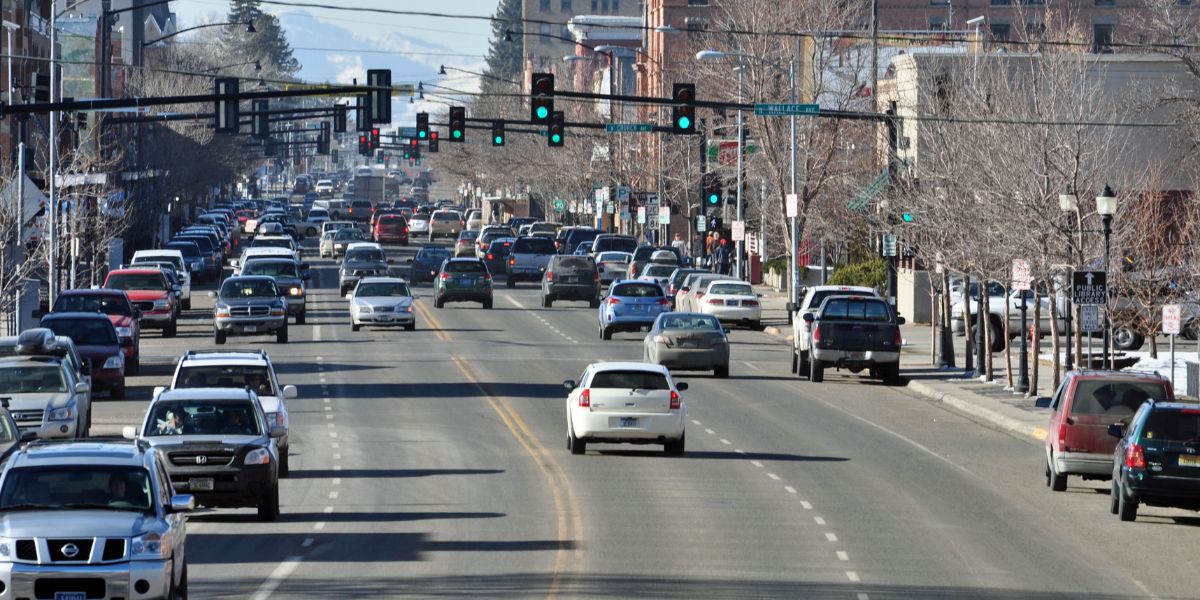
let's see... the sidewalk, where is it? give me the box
[753,284,1050,443]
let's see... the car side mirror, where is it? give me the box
[563,379,576,390]
[1034,396,1052,409]
[152,385,167,398]
[1107,423,1125,438]
[269,425,287,438]
[19,430,38,443]
[802,313,816,323]
[676,382,689,392]
[168,494,196,513]
[896,316,906,325]
[122,425,138,440]
[282,384,298,399]
[724,328,731,335]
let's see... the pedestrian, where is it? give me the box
[714,238,732,275]
[670,232,689,258]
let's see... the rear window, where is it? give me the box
[611,283,662,298]
[1142,409,1200,442]
[710,282,753,295]
[418,249,451,262]
[345,249,385,263]
[594,237,639,254]
[459,230,480,240]
[590,370,669,390]
[251,238,294,250]
[597,252,631,264]
[819,298,890,322]
[642,265,675,277]
[565,229,601,247]
[660,315,721,330]
[165,243,200,258]
[433,212,461,221]
[513,238,557,254]
[177,365,274,395]
[106,273,167,291]
[807,289,873,311]
[54,295,131,316]
[555,257,595,271]
[442,261,484,273]
[1070,380,1169,417]
[241,261,298,278]
[44,319,118,346]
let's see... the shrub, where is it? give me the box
[827,257,887,293]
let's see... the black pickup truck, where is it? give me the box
[802,295,904,385]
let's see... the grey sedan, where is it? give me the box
[643,312,730,378]
[350,277,416,331]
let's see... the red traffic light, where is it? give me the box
[431,131,438,140]
[410,138,418,147]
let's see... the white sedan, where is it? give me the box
[349,277,416,331]
[564,362,687,456]
[697,280,763,330]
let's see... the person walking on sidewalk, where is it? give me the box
[714,238,732,275]
[670,232,689,259]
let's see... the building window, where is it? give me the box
[1025,21,1046,37]
[540,23,551,36]
[1094,0,1115,5]
[929,0,948,5]
[602,0,610,11]
[561,0,572,9]
[592,0,598,10]
[991,0,1012,5]
[613,0,619,11]
[1093,23,1114,52]
[990,23,1011,41]
[1022,0,1044,5]
[929,16,946,30]
[561,24,570,38]
[688,0,710,5]
[540,0,551,11]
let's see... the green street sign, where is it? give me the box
[753,103,819,117]
[553,198,566,213]
[606,123,653,133]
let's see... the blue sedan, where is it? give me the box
[598,280,671,340]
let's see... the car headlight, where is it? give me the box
[215,304,231,318]
[265,412,285,427]
[288,286,303,296]
[131,532,169,560]
[115,326,133,337]
[652,334,668,343]
[47,406,75,421]
[0,536,14,562]
[103,355,123,369]
[244,448,271,465]
[398,305,412,312]
[357,303,373,313]
[153,299,170,309]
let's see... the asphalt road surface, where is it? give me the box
[90,237,1200,599]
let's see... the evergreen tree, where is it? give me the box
[224,0,301,76]
[480,0,522,93]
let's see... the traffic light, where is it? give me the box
[449,106,466,142]
[367,69,392,124]
[901,212,914,223]
[416,112,429,139]
[333,104,348,133]
[702,172,722,207]
[492,121,505,146]
[214,77,239,133]
[355,94,371,132]
[34,72,50,102]
[251,99,269,138]
[429,131,439,153]
[530,73,554,123]
[672,83,696,135]
[548,111,564,147]
[317,122,330,155]
[358,134,368,155]
[370,128,381,150]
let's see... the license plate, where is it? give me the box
[377,316,392,322]
[1180,455,1200,467]
[847,351,865,360]
[55,593,86,600]
[190,477,214,491]
[619,417,639,428]
[726,300,738,306]
[244,325,257,332]
[459,278,473,285]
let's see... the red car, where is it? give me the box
[1036,370,1173,491]
[373,215,410,245]
[51,289,143,375]
[104,268,178,337]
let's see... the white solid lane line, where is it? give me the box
[248,556,305,600]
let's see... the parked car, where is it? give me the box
[407,246,453,285]
[643,312,730,377]
[564,362,688,456]
[542,255,600,308]
[597,280,671,340]
[803,294,905,384]
[103,268,178,337]
[51,289,142,375]
[1109,399,1200,521]
[40,312,127,399]
[349,277,416,331]
[433,258,493,309]
[210,276,289,344]
[506,236,558,288]
[1035,370,1173,492]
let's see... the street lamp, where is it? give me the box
[1059,185,1078,371]
[1096,185,1117,369]
[143,21,255,48]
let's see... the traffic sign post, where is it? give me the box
[1072,271,1107,305]
[1012,259,1032,394]
[1080,305,1101,367]
[1165,304,1181,390]
[731,220,745,241]
[753,103,819,117]
[786,193,798,218]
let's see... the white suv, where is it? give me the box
[163,350,297,476]
[790,285,880,374]
[428,210,463,241]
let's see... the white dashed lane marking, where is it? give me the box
[837,551,850,561]
[784,486,797,494]
[825,533,839,542]
[704,428,715,435]
[719,438,731,445]
[846,571,860,582]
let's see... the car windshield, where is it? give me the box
[220,279,278,298]
[0,467,153,512]
[807,290,873,311]
[612,283,662,298]
[134,256,183,270]
[335,229,366,241]
[443,261,484,274]
[819,298,891,322]
[1142,409,1200,442]
[597,253,631,264]
[710,283,753,295]
[1071,381,1169,417]
[460,230,480,241]
[591,370,669,390]
[513,238,557,254]
[660,315,722,331]
[488,241,512,255]
[106,273,166,291]
[45,319,118,346]
[145,400,262,436]
[165,243,200,258]
[252,238,294,250]
[176,365,274,396]
[0,365,68,393]
[595,237,639,254]
[356,282,411,297]
[418,249,451,262]
[242,261,298,278]
[345,249,385,263]
[556,257,594,271]
[55,295,131,316]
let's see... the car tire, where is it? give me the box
[1113,326,1145,351]
[752,320,763,331]
[405,322,416,331]
[1118,483,1138,522]
[791,349,798,373]
[883,362,902,386]
[164,320,177,338]
[182,299,191,310]
[542,295,553,308]
[435,297,444,309]
[128,355,140,376]
[569,428,586,455]
[506,278,516,289]
[798,350,810,379]
[589,298,601,309]
[277,326,289,344]
[601,326,612,341]
[715,364,729,378]
[810,358,824,383]
[351,321,360,332]
[1110,480,1121,515]
[214,330,227,345]
[279,450,290,478]
[1048,456,1068,492]
[176,561,188,600]
[110,384,125,400]
[483,299,493,310]
[664,433,685,456]
[256,484,280,522]
[297,311,306,325]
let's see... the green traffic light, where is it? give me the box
[551,134,561,143]
[902,213,914,223]
[678,116,691,130]
[452,130,462,139]
[418,131,427,139]
[536,106,549,120]
[494,135,503,144]
[707,193,719,205]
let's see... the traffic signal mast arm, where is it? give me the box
[0,83,391,116]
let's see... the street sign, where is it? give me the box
[753,103,820,117]
[786,193,799,218]
[397,127,417,138]
[1072,271,1107,305]
[637,206,646,224]
[882,233,897,257]
[595,187,610,202]
[696,215,707,232]
[606,202,615,215]
[658,206,670,221]
[747,232,758,254]
[1011,259,1031,292]
[605,123,653,133]
[616,187,630,202]
[1080,305,1102,333]
[553,198,566,213]
[731,220,745,240]
[1163,304,1182,335]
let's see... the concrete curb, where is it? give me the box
[906,380,1047,443]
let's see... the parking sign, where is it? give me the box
[1163,304,1182,335]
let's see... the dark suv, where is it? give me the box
[210,276,289,344]
[1110,400,1200,521]
[541,255,600,308]
[434,258,493,309]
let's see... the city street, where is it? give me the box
[90,240,1200,599]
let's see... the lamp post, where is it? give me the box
[1096,185,1117,370]
[1058,186,1078,371]
[142,20,255,48]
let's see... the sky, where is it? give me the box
[169,0,498,125]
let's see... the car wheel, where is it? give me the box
[1118,483,1138,522]
[182,299,191,310]
[482,299,493,310]
[601,326,612,341]
[214,330,227,345]
[164,320,177,338]
[128,355,140,376]
[296,311,306,325]
[351,321,360,332]
[798,350,810,379]
[752,320,763,331]
[1048,456,1068,492]
[175,561,188,600]
[1110,480,1120,515]
[506,278,516,289]
[810,358,824,383]
[1113,326,1145,351]
[276,326,289,344]
[589,298,600,309]
[111,385,125,400]
[791,349,798,373]
[664,433,685,456]
[434,297,444,309]
[715,364,729,378]
[542,295,553,308]
[256,484,281,522]
[405,322,416,331]
[279,449,290,478]
[883,362,902,386]
[569,428,586,455]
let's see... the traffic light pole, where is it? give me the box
[735,58,745,281]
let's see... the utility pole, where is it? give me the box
[48,0,59,307]
[735,58,745,280]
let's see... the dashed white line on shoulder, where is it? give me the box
[845,571,860,583]
[248,555,304,600]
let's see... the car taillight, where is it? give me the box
[669,390,681,410]
[579,389,590,407]
[657,298,670,305]
[509,258,516,266]
[707,298,724,305]
[1057,421,1068,449]
[486,253,494,260]
[483,273,493,281]
[594,271,600,282]
[895,328,903,346]
[404,227,409,233]
[1125,443,1146,469]
[742,299,760,307]
[440,272,451,280]
[607,297,621,305]
[546,271,554,281]
[812,325,821,342]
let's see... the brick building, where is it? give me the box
[522,0,642,74]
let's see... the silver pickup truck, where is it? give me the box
[506,237,558,288]
[802,295,904,385]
